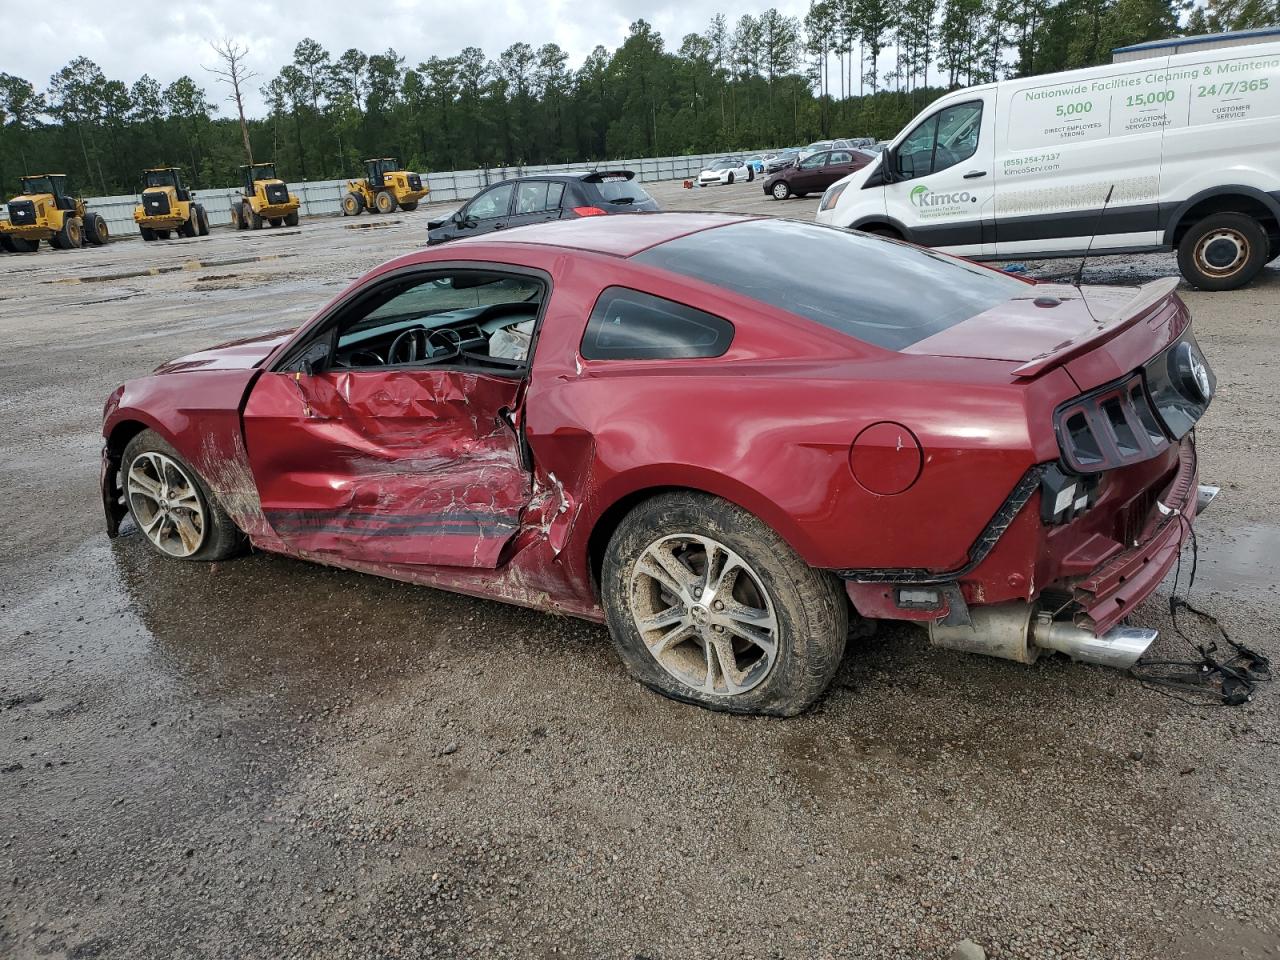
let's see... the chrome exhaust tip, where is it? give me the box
[1196,484,1220,516]
[928,602,1158,671]
[1032,619,1158,670]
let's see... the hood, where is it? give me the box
[902,279,1188,388]
[154,329,294,374]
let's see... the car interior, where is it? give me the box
[296,271,546,375]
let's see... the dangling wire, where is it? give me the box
[1128,456,1272,706]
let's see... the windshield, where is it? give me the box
[144,170,178,188]
[710,160,736,170]
[252,164,277,181]
[634,219,1029,352]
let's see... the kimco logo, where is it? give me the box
[910,185,973,207]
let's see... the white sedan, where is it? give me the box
[697,159,754,186]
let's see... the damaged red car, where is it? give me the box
[101,214,1217,715]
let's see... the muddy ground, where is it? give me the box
[2,179,1279,960]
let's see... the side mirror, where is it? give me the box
[427,218,446,230]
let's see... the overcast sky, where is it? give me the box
[15,0,816,116]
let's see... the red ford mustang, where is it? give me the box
[101,213,1217,715]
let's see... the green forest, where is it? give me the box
[0,0,1273,196]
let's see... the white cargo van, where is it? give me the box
[815,28,1280,290]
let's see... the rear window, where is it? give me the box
[592,177,653,206]
[632,219,1027,351]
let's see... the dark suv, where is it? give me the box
[427,170,660,245]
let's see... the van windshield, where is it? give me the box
[634,219,1028,351]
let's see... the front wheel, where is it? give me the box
[1177,212,1268,291]
[726,173,735,185]
[602,492,847,716]
[342,192,364,216]
[771,181,790,200]
[84,212,109,245]
[196,205,210,236]
[121,430,245,562]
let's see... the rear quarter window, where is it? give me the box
[581,287,734,360]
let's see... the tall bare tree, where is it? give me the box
[207,38,257,168]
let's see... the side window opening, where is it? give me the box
[581,287,734,361]
[467,182,515,220]
[515,181,550,215]
[285,270,546,374]
[896,100,983,180]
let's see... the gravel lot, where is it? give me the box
[2,177,1279,960]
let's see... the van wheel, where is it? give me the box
[1177,213,1268,291]
[602,492,847,716]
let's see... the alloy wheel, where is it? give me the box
[628,533,779,697]
[126,451,206,557]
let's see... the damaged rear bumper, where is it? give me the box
[841,438,1209,658]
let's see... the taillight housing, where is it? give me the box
[572,206,607,217]
[1053,373,1170,474]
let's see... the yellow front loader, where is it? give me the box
[133,167,209,240]
[229,163,300,230]
[342,158,429,215]
[0,174,110,253]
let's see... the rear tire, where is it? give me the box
[1177,212,1268,291]
[121,430,245,563]
[726,173,735,185]
[247,204,263,230]
[7,236,38,252]
[197,205,210,236]
[180,212,198,238]
[284,211,299,227]
[155,230,172,240]
[84,212,109,245]
[601,492,847,716]
[269,217,283,228]
[375,190,398,214]
[342,192,364,216]
[140,227,156,241]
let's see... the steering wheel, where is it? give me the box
[387,326,461,366]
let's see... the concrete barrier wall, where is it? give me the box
[85,151,766,239]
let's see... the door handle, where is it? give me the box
[963,170,988,179]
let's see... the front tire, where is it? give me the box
[771,181,790,200]
[121,430,245,562]
[602,492,847,716]
[342,192,364,216]
[1177,212,1268,291]
[726,173,735,185]
[197,205,210,236]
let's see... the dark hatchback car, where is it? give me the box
[427,170,659,245]
[763,149,874,201]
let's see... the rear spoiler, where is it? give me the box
[1011,277,1181,379]
[582,170,635,182]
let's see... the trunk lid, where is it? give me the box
[902,278,1188,391]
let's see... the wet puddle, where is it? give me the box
[1191,523,1280,597]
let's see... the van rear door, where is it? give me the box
[882,92,996,258]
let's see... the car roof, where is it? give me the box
[449,211,757,258]
[478,170,636,185]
